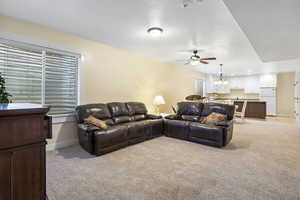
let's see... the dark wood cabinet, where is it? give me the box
[0,104,51,200]
[234,101,266,119]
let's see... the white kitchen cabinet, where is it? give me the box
[229,77,241,89]
[244,75,260,93]
[260,74,277,87]
[205,75,217,93]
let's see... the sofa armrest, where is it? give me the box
[215,120,233,127]
[164,114,178,120]
[147,114,162,120]
[78,123,101,132]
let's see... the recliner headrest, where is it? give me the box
[177,102,203,116]
[75,104,112,123]
[126,102,148,115]
[107,102,130,117]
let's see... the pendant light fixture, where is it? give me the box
[214,64,228,85]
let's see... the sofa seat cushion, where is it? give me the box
[94,125,128,148]
[181,115,200,122]
[164,119,190,140]
[113,116,133,124]
[189,122,223,141]
[133,114,146,121]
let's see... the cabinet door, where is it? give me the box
[13,144,45,200]
[205,75,216,93]
[245,76,260,94]
[0,152,12,200]
[260,74,277,87]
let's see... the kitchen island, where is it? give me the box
[234,100,266,119]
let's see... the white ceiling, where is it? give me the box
[223,0,300,62]
[0,0,299,75]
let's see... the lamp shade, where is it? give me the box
[153,95,165,105]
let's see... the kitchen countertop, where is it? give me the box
[208,98,265,102]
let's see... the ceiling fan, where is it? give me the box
[183,50,216,65]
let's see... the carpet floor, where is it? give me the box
[47,120,300,200]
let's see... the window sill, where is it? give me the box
[50,113,77,124]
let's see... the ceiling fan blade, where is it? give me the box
[200,60,209,64]
[200,57,216,60]
[184,62,191,65]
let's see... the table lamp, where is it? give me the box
[153,95,165,114]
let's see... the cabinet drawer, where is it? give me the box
[0,116,44,149]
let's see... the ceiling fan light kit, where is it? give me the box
[147,27,163,37]
[183,50,216,65]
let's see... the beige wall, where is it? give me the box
[277,72,295,118]
[0,16,204,147]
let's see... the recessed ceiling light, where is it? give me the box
[147,27,163,37]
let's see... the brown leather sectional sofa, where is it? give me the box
[75,101,235,156]
[165,102,235,147]
[76,102,163,155]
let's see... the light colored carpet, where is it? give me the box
[47,120,300,200]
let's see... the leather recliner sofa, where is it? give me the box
[75,102,163,156]
[76,101,235,156]
[164,102,235,147]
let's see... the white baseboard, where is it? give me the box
[46,139,78,151]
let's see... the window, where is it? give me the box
[0,39,79,115]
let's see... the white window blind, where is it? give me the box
[0,43,43,104]
[45,52,78,114]
[0,39,79,115]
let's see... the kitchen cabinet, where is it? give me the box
[229,77,244,89]
[205,75,217,93]
[234,101,266,119]
[260,74,277,87]
[244,76,260,94]
[205,74,275,94]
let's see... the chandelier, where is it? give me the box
[214,64,228,85]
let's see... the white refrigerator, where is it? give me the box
[260,87,277,116]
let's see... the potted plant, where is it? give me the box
[0,72,12,108]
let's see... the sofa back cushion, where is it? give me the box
[177,102,203,116]
[75,104,112,123]
[107,102,130,117]
[126,102,148,115]
[201,103,235,120]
